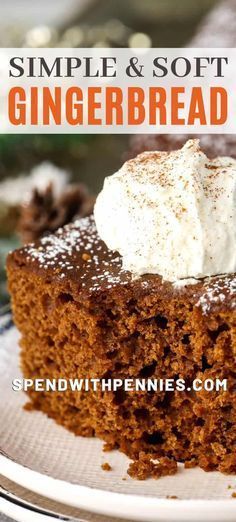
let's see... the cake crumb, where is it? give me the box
[127,453,178,480]
[166,495,178,499]
[101,462,112,471]
[23,401,35,411]
[103,441,117,452]
[184,458,198,469]
[231,492,236,498]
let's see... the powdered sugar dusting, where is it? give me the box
[196,275,236,314]
[22,215,236,311]
[25,215,129,293]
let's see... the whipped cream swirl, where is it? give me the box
[94,139,236,283]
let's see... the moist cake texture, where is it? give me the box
[7,216,236,475]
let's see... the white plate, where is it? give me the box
[1,322,236,522]
[0,475,126,522]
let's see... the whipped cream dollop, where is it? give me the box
[94,139,236,283]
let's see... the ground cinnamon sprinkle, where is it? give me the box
[127,453,178,480]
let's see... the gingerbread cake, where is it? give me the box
[7,211,236,474]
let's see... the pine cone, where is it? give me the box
[19,183,95,244]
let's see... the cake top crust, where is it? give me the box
[8,215,236,314]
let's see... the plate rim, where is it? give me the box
[1,454,236,522]
[1,322,236,521]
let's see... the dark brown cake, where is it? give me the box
[7,216,236,476]
[127,454,178,480]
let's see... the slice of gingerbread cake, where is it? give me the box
[7,140,236,476]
